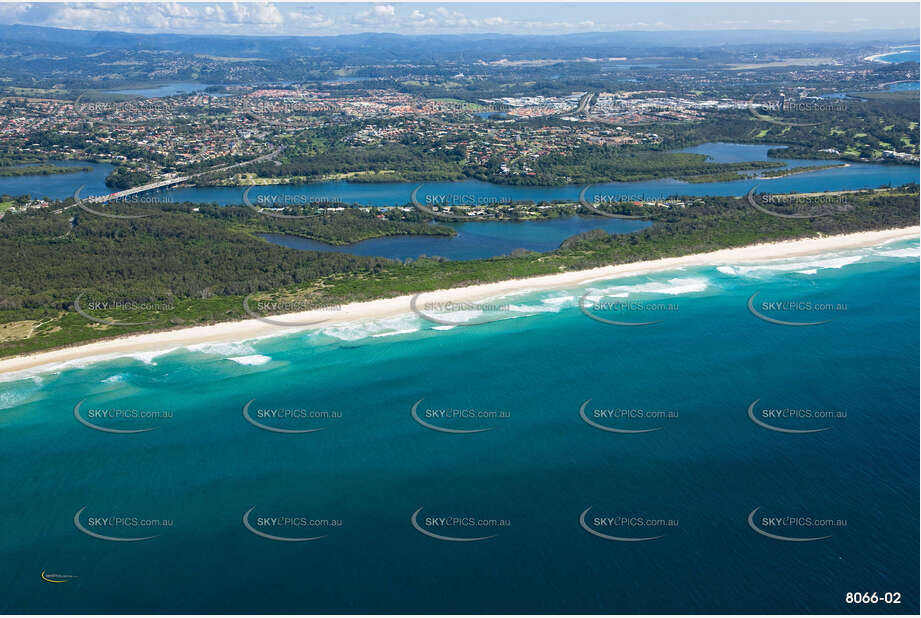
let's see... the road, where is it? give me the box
[575,92,594,117]
[86,145,285,204]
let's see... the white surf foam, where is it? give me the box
[227,354,272,366]
[593,276,710,297]
[371,328,420,338]
[186,342,256,357]
[716,255,863,277]
[321,315,421,341]
[876,247,920,258]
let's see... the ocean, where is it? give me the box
[0,238,918,613]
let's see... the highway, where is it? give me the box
[575,92,594,117]
[85,145,284,204]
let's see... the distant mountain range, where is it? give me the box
[1,23,918,62]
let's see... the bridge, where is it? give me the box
[86,145,284,204]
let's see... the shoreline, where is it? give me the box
[864,45,920,64]
[0,226,917,378]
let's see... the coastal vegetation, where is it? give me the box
[0,185,916,358]
[0,164,92,177]
[758,164,846,178]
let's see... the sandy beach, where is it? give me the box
[1,226,917,377]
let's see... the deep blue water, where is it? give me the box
[822,81,920,99]
[875,46,920,64]
[2,143,917,204]
[0,160,114,201]
[260,216,650,260]
[884,81,921,92]
[0,239,918,613]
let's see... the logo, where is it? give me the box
[73,399,164,434]
[579,507,671,542]
[579,399,673,434]
[242,399,334,434]
[73,90,159,128]
[241,506,333,542]
[747,94,825,127]
[242,185,320,219]
[746,187,851,219]
[72,291,169,327]
[240,87,312,129]
[747,507,838,542]
[73,506,162,542]
[410,507,505,542]
[578,185,649,219]
[73,185,152,220]
[747,399,835,434]
[578,292,668,326]
[241,293,334,327]
[747,291,839,326]
[410,185,474,220]
[41,571,78,583]
[410,399,505,434]
[410,295,512,327]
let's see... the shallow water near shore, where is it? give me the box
[1,238,917,613]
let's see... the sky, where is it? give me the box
[0,2,917,36]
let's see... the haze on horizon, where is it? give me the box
[0,2,918,37]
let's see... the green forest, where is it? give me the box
[0,185,916,358]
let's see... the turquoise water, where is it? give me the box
[2,143,918,203]
[1,238,918,613]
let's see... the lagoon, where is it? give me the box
[260,215,651,261]
[108,82,218,97]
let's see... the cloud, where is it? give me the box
[0,3,910,36]
[353,4,397,26]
